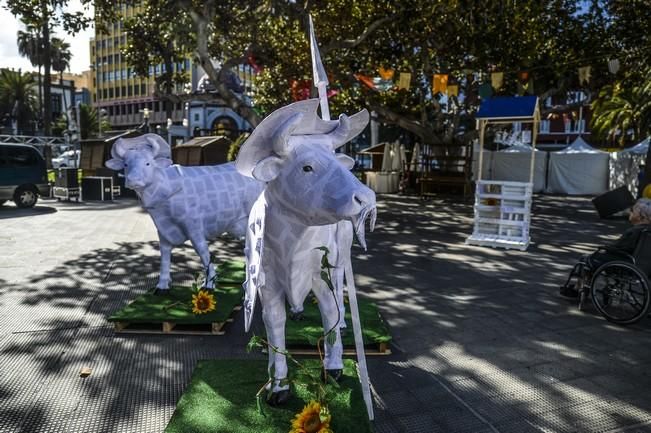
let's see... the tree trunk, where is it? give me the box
[41,0,52,136]
[190,10,261,128]
[642,145,651,197]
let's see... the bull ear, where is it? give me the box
[105,158,124,170]
[155,158,173,168]
[336,154,355,170]
[252,156,283,182]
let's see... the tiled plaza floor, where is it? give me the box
[1,194,650,432]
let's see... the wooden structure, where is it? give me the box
[419,141,473,197]
[80,130,140,175]
[172,135,232,166]
[467,96,540,251]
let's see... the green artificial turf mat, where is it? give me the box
[285,298,391,347]
[108,261,245,324]
[165,359,371,433]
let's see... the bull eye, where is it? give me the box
[302,165,313,173]
[146,162,150,166]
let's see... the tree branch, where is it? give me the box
[369,104,444,145]
[321,16,392,56]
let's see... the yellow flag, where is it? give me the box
[491,72,503,90]
[378,67,394,81]
[433,74,448,94]
[398,72,411,90]
[578,66,591,85]
[447,84,459,97]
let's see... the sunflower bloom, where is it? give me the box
[191,290,216,314]
[290,401,332,433]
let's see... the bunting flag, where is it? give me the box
[517,79,534,96]
[608,59,620,74]
[247,52,262,74]
[447,84,459,97]
[578,66,591,85]
[378,67,394,81]
[491,72,504,90]
[433,74,448,94]
[354,74,376,90]
[518,71,530,83]
[398,72,411,90]
[478,82,493,99]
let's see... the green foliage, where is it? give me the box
[0,69,37,132]
[227,132,250,162]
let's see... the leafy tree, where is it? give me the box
[4,0,92,135]
[16,25,44,122]
[54,103,110,139]
[0,69,37,134]
[51,37,72,128]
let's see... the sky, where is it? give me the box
[0,1,95,74]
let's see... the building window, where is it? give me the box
[539,120,550,134]
[134,85,139,96]
[121,86,126,97]
[102,88,107,99]
[108,106,114,116]
[128,85,132,96]
[141,84,146,95]
[109,88,114,98]
[194,113,200,122]
[127,104,133,115]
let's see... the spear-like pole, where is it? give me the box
[309,15,330,121]
[309,14,374,421]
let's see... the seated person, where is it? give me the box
[560,198,651,299]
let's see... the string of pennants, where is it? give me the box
[352,59,622,97]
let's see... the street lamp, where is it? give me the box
[167,118,173,145]
[98,108,108,138]
[140,107,150,133]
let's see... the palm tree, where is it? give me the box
[16,26,43,124]
[51,37,72,129]
[0,69,37,134]
[591,82,651,147]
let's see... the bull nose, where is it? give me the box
[352,189,376,208]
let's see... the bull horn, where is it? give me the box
[144,134,170,159]
[328,109,370,150]
[272,113,303,156]
[111,138,129,159]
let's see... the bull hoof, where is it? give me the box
[153,288,170,296]
[289,311,304,321]
[321,369,343,383]
[266,389,291,406]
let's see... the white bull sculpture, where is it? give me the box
[236,99,376,405]
[105,134,264,293]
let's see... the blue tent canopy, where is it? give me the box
[476,96,539,120]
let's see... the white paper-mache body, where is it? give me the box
[106,134,265,290]
[237,99,376,401]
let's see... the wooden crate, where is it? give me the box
[113,305,241,335]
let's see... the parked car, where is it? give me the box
[51,149,80,168]
[0,143,50,208]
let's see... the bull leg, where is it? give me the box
[155,239,172,295]
[189,235,216,289]
[262,288,290,405]
[313,279,344,381]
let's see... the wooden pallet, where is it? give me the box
[264,341,391,356]
[113,305,241,335]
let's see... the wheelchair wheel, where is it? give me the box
[590,261,651,325]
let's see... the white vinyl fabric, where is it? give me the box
[609,137,648,197]
[547,136,609,195]
[492,144,548,192]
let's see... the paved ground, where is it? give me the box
[1,194,650,433]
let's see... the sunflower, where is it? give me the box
[191,290,216,315]
[290,401,332,433]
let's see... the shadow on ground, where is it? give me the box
[1,194,651,432]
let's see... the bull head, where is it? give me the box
[235,99,376,248]
[105,134,173,190]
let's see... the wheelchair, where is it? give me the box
[561,229,651,325]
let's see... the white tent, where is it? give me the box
[609,137,648,197]
[547,136,609,195]
[492,143,548,192]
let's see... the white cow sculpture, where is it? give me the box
[236,99,376,405]
[105,134,264,293]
